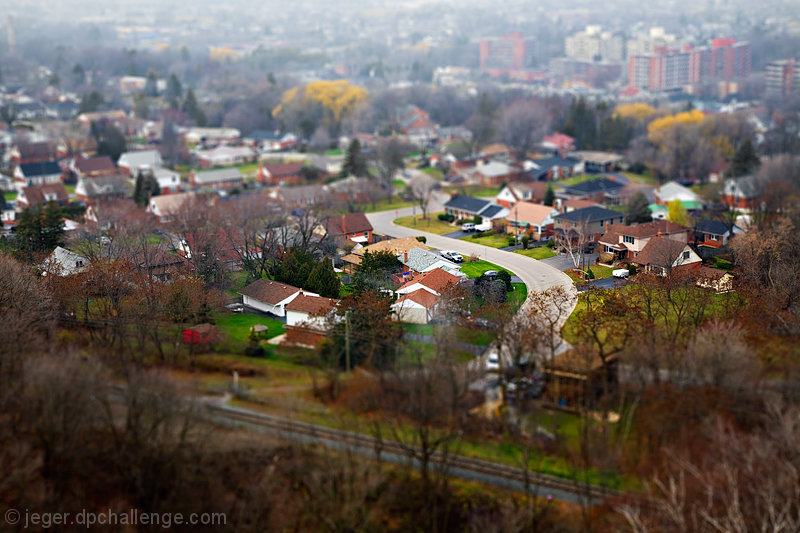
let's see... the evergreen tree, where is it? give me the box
[93,121,127,162]
[307,258,341,298]
[627,191,651,224]
[144,69,159,97]
[727,138,760,178]
[182,88,206,126]
[133,170,161,206]
[41,202,65,251]
[342,139,367,177]
[276,248,316,288]
[543,185,555,206]
[165,74,183,108]
[14,204,64,258]
[78,91,105,114]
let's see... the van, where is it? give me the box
[462,222,476,232]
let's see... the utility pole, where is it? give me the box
[344,309,351,373]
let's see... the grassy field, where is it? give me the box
[515,247,557,260]
[556,174,606,186]
[462,232,514,249]
[215,312,286,349]
[393,178,407,190]
[508,282,527,310]
[394,212,458,234]
[460,260,510,278]
[64,185,76,195]
[3,190,17,201]
[622,171,658,185]
[235,163,260,176]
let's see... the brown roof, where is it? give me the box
[324,212,373,236]
[507,201,556,226]
[353,236,427,257]
[612,220,687,239]
[398,267,459,294]
[20,183,68,206]
[285,293,338,315]
[508,181,548,202]
[481,143,510,156]
[633,236,691,267]
[239,279,302,305]
[395,288,439,309]
[75,155,116,174]
[264,161,304,176]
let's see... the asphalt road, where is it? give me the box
[367,205,576,312]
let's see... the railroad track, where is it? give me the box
[205,402,625,504]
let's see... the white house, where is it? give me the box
[40,246,88,276]
[117,150,163,175]
[395,267,461,297]
[147,191,197,222]
[400,247,464,279]
[391,289,439,324]
[285,293,338,329]
[239,279,318,317]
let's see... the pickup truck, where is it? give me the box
[475,221,493,232]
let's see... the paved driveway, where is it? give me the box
[576,276,629,291]
[443,229,471,239]
[538,253,599,272]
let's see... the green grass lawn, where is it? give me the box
[565,265,615,283]
[361,195,417,213]
[508,282,527,311]
[215,313,286,350]
[556,174,605,186]
[515,247,557,260]
[225,270,251,298]
[64,185,76,195]
[324,149,343,156]
[3,190,17,201]
[441,184,502,198]
[393,178,407,190]
[460,260,511,278]
[394,212,458,234]
[420,167,444,180]
[461,232,514,248]
[235,163,260,176]
[622,171,658,185]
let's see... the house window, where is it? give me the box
[711,234,719,241]
[364,231,369,237]
[683,251,690,260]
[623,235,634,244]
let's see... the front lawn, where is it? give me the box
[461,232,514,249]
[235,163,260,176]
[420,167,444,180]
[508,282,528,311]
[441,184,502,198]
[215,313,286,350]
[515,247,557,260]
[394,212,458,234]
[565,265,614,283]
[459,260,511,278]
[3,190,17,201]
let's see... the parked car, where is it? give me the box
[485,352,500,371]
[483,270,499,279]
[441,250,464,263]
[612,268,630,278]
[475,221,492,232]
[225,302,244,313]
[462,222,476,232]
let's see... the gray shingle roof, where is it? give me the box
[694,219,728,235]
[402,247,457,273]
[194,168,243,185]
[555,206,623,223]
[564,178,625,195]
[444,194,491,214]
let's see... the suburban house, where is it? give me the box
[506,202,558,239]
[247,131,299,152]
[396,267,461,297]
[598,220,689,262]
[541,133,576,153]
[152,168,181,194]
[560,177,626,205]
[472,161,517,187]
[72,155,117,178]
[479,143,511,159]
[75,174,129,204]
[341,236,428,273]
[40,246,88,276]
[190,168,243,190]
[147,191,198,223]
[553,206,626,243]
[320,212,374,246]
[444,195,509,224]
[7,141,59,165]
[654,181,703,210]
[127,245,186,281]
[559,198,600,213]
[392,267,461,324]
[117,150,163,175]
[195,146,255,168]
[285,294,338,328]
[399,247,464,280]
[18,183,69,208]
[526,155,583,180]
[267,183,333,209]
[391,289,441,324]
[571,151,625,173]
[13,161,63,190]
[239,279,316,317]
[631,236,702,276]
[258,161,306,186]
[397,106,437,146]
[184,127,241,146]
[693,218,741,249]
[722,175,762,210]
[495,182,549,208]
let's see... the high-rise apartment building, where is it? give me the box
[565,26,625,62]
[765,59,800,98]
[627,38,751,91]
[479,33,529,71]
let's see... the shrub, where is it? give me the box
[585,268,595,280]
[521,234,530,249]
[416,236,427,243]
[713,256,733,270]
[438,213,455,222]
[468,253,479,263]
[627,263,636,275]
[546,238,555,249]
[473,214,482,224]
[508,237,516,247]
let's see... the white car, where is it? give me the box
[612,268,630,278]
[485,352,500,371]
[441,250,464,263]
[462,222,476,232]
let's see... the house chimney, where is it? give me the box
[404,252,408,262]
[658,231,662,238]
[605,222,609,232]
[342,215,346,235]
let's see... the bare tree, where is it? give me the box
[408,173,439,221]
[499,99,552,158]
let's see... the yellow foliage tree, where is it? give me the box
[613,102,658,122]
[647,110,705,145]
[274,80,368,133]
[667,199,692,227]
